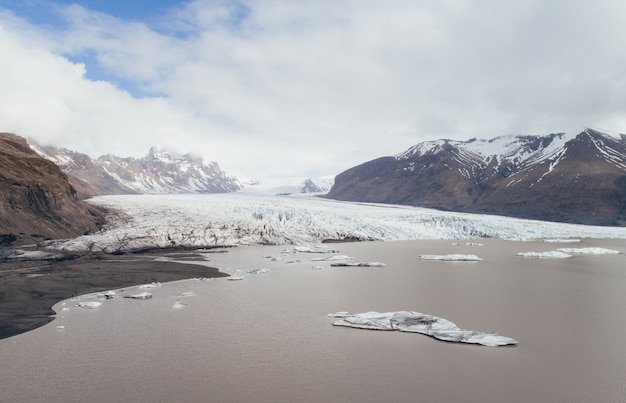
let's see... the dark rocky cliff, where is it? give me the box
[0,133,105,246]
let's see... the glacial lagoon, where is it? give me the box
[1,238,625,402]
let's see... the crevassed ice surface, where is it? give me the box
[48,193,626,252]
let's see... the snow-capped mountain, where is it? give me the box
[326,129,626,226]
[238,175,335,195]
[33,144,240,198]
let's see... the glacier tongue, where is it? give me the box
[47,193,626,253]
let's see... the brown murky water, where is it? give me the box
[1,238,625,402]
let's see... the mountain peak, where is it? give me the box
[327,129,626,226]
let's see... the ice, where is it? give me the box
[329,311,518,347]
[138,282,161,289]
[2,249,64,260]
[517,251,573,258]
[123,292,153,299]
[330,262,386,267]
[77,301,102,309]
[44,193,626,253]
[171,300,187,309]
[543,239,581,243]
[96,291,117,299]
[556,247,620,255]
[311,255,354,261]
[420,254,483,261]
[247,268,270,274]
[293,245,340,253]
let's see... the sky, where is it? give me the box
[1,0,626,182]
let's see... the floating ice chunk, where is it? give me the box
[329,311,518,347]
[139,282,161,289]
[227,276,244,281]
[247,268,270,274]
[57,325,65,329]
[556,247,620,255]
[543,239,581,243]
[172,300,187,309]
[97,291,116,299]
[420,254,483,261]
[312,255,354,261]
[77,301,102,309]
[175,291,197,298]
[330,262,386,267]
[517,251,573,258]
[294,245,340,254]
[124,292,153,299]
[311,266,323,270]
[451,242,484,246]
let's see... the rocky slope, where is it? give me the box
[34,145,240,198]
[0,133,105,246]
[326,129,626,226]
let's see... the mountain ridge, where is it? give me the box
[0,133,105,246]
[33,143,240,198]
[326,128,626,226]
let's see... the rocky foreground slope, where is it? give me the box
[0,133,105,246]
[326,129,626,226]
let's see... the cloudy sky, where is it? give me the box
[1,0,625,181]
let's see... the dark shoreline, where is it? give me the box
[0,250,229,340]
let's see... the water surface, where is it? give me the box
[1,238,624,402]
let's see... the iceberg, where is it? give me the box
[77,301,102,309]
[311,255,354,261]
[556,247,620,255]
[247,268,270,274]
[329,311,518,347]
[330,262,386,267]
[517,251,573,258]
[293,245,340,254]
[420,254,483,261]
[123,292,153,299]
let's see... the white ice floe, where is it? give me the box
[420,254,483,261]
[3,249,65,260]
[543,239,581,243]
[247,268,270,274]
[329,311,518,347]
[330,262,386,267]
[96,291,117,299]
[311,255,354,261]
[171,300,187,309]
[175,291,197,298]
[556,247,620,255]
[451,242,484,246]
[227,276,245,281]
[516,251,573,258]
[77,301,102,309]
[293,245,340,254]
[138,282,161,289]
[123,292,153,299]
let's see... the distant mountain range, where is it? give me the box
[326,128,626,226]
[32,144,241,199]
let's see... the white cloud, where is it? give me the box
[1,0,626,181]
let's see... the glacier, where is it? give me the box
[45,193,626,253]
